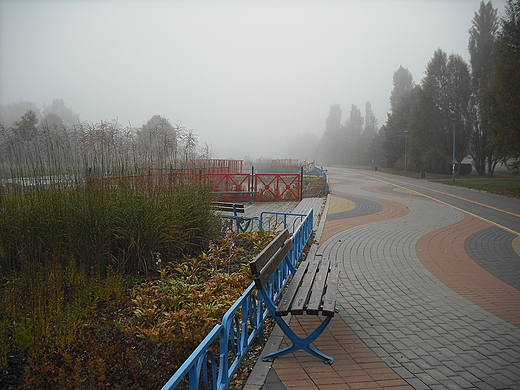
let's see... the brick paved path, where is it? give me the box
[247,167,520,390]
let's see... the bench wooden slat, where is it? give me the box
[212,201,245,208]
[275,261,310,316]
[306,256,331,315]
[289,258,320,315]
[322,261,340,317]
[250,230,290,276]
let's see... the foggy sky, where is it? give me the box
[0,0,508,160]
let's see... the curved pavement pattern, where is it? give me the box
[251,167,520,390]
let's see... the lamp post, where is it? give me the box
[348,141,351,168]
[371,137,375,170]
[451,118,457,183]
[404,130,408,175]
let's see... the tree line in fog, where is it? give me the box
[316,0,519,176]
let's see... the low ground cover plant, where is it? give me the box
[0,180,275,389]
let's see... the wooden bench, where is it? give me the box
[211,201,245,215]
[250,229,340,364]
[212,191,257,203]
[211,202,259,233]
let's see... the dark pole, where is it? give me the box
[404,130,408,175]
[371,137,375,170]
[452,119,457,184]
[300,166,304,201]
[250,165,255,203]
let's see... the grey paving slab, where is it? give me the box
[465,226,520,289]
[320,169,520,389]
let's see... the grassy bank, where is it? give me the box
[435,178,520,199]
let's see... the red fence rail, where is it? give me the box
[254,174,300,201]
[206,173,251,202]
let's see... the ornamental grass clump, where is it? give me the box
[0,180,222,388]
[0,182,219,276]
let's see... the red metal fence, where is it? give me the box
[207,173,252,202]
[92,172,301,202]
[254,173,300,201]
[204,173,301,202]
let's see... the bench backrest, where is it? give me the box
[211,202,245,214]
[250,229,292,289]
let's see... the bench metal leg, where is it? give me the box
[261,294,337,364]
[236,219,251,233]
[263,314,334,364]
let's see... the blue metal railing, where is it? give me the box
[259,211,307,233]
[302,168,329,197]
[161,210,314,390]
[221,209,313,234]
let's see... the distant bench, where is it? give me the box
[211,202,259,233]
[249,229,340,364]
[212,191,257,203]
[211,201,245,215]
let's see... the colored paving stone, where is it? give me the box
[245,167,520,390]
[465,226,520,290]
[326,193,383,221]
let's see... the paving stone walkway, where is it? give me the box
[245,167,520,390]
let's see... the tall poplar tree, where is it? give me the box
[344,104,364,165]
[389,66,415,113]
[484,0,520,173]
[317,104,343,165]
[468,1,499,175]
[383,86,420,169]
[383,67,416,169]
